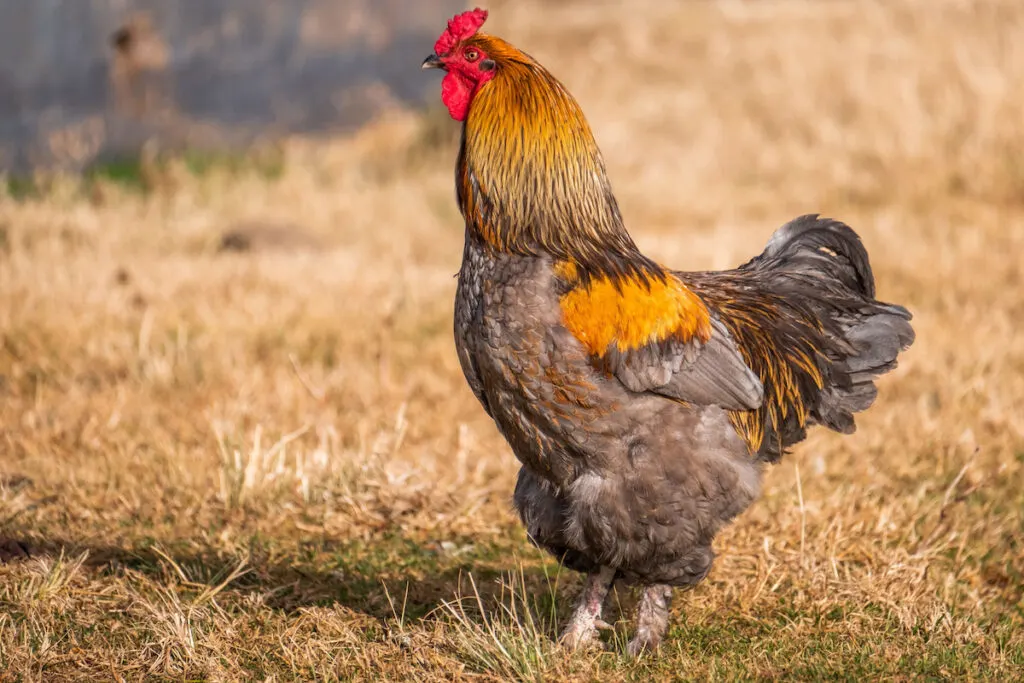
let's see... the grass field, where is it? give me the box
[2,0,1023,680]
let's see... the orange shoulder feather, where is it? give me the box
[555,261,712,357]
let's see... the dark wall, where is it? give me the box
[0,0,462,171]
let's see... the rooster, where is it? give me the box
[423,9,914,655]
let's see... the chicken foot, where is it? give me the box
[559,566,616,650]
[627,584,673,656]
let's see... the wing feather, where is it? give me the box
[557,264,764,410]
[605,316,763,410]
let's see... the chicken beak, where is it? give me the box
[421,54,444,70]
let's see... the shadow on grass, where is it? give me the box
[3,531,567,624]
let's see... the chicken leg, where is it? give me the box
[559,566,616,650]
[627,584,673,656]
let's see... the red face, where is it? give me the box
[425,43,497,122]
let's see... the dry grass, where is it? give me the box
[2,0,1023,679]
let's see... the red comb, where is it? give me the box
[434,8,488,55]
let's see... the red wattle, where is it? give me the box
[441,71,473,122]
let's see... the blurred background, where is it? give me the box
[0,1,1022,679]
[0,0,463,171]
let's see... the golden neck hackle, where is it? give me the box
[455,35,661,285]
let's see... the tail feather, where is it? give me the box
[842,312,915,378]
[746,213,878,298]
[688,214,915,462]
[754,215,915,451]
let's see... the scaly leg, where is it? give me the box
[559,566,616,651]
[627,584,673,656]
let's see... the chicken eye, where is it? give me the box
[464,48,480,62]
